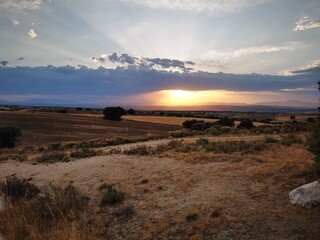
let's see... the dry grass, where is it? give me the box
[0,182,100,240]
[1,131,319,239]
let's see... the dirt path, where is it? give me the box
[102,134,281,151]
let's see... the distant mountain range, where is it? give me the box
[254,100,318,108]
[0,98,317,112]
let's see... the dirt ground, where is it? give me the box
[1,111,319,239]
[1,138,319,239]
[0,111,180,146]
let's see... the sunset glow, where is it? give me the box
[0,0,319,107]
[154,90,228,106]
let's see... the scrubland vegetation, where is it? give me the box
[0,107,319,239]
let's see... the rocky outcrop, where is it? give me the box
[289,181,320,208]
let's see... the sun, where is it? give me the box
[170,90,193,98]
[159,89,197,105]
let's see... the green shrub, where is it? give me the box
[0,177,40,201]
[307,117,316,124]
[36,152,69,163]
[169,130,194,138]
[100,184,124,205]
[47,143,61,151]
[0,126,22,148]
[182,119,202,128]
[281,122,306,133]
[218,117,235,127]
[306,80,320,176]
[204,126,224,136]
[237,119,255,129]
[253,125,281,134]
[127,108,136,115]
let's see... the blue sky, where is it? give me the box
[0,0,319,106]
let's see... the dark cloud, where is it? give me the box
[92,52,196,72]
[0,60,9,66]
[91,56,105,63]
[0,64,318,98]
[290,62,320,76]
[17,57,24,61]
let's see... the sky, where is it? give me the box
[0,0,319,107]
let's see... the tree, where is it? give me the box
[290,115,295,120]
[127,109,136,115]
[307,81,320,176]
[219,117,235,127]
[237,119,255,129]
[182,119,203,129]
[307,117,316,124]
[0,126,22,148]
[103,107,126,121]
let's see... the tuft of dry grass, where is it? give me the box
[0,176,40,201]
[0,182,99,240]
[100,184,124,206]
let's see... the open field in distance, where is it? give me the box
[123,115,271,127]
[0,111,180,146]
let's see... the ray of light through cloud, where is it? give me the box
[0,0,319,106]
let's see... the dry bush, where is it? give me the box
[123,145,152,156]
[0,183,98,240]
[70,148,98,159]
[34,184,88,220]
[36,152,69,163]
[169,130,196,138]
[0,177,40,201]
[100,184,124,205]
[280,134,303,146]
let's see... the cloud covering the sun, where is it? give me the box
[0,60,318,99]
[293,16,320,31]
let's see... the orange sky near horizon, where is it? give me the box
[129,89,298,106]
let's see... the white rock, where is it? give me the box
[289,181,320,208]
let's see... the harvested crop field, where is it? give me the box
[122,115,218,126]
[0,111,180,146]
